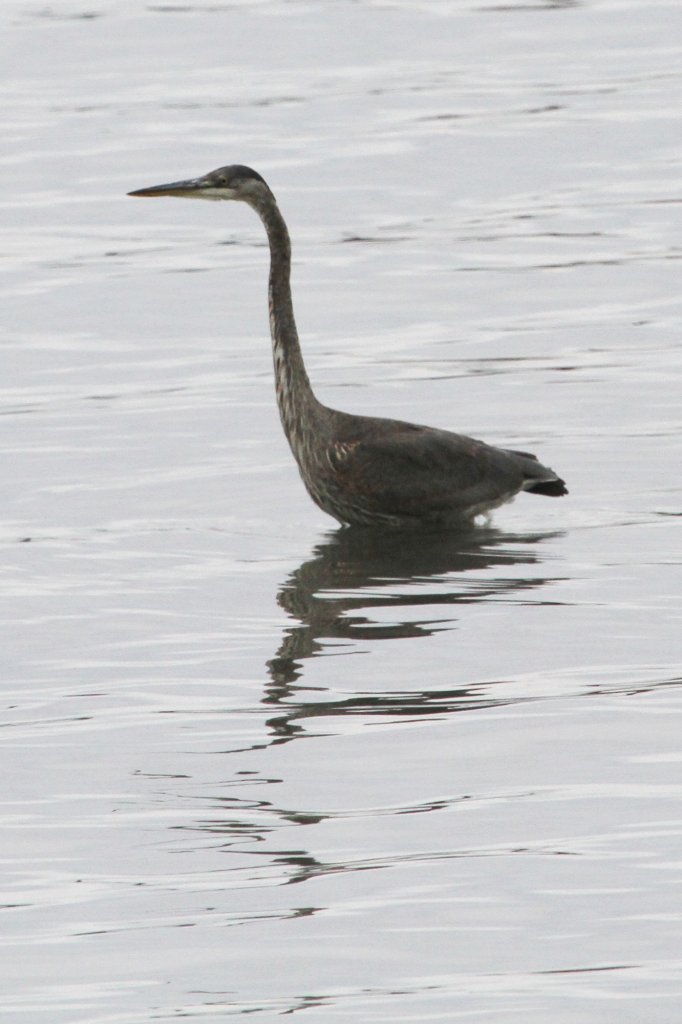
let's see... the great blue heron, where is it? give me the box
[129,164,567,527]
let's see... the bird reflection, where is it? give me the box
[179,528,563,900]
[264,525,561,740]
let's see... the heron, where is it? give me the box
[129,164,567,528]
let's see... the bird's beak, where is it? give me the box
[128,177,205,199]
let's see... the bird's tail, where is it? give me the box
[524,478,568,497]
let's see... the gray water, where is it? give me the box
[2,1,681,1021]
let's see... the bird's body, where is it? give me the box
[129,164,567,527]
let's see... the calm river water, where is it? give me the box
[2,1,681,1021]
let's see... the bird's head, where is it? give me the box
[128,164,271,203]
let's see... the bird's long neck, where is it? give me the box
[250,193,322,457]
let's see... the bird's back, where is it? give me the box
[296,408,566,527]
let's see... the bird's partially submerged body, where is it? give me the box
[129,164,567,528]
[293,406,565,528]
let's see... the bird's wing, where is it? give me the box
[327,420,525,520]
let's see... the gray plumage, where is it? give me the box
[129,164,567,528]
